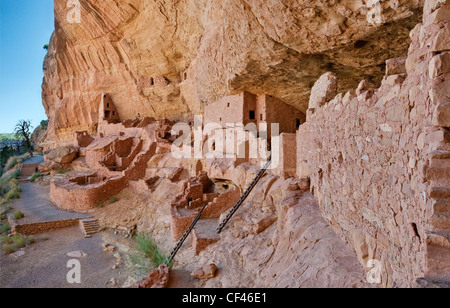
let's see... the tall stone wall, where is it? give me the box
[297,0,450,287]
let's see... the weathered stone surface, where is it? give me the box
[191,264,219,279]
[30,123,47,153]
[44,146,78,165]
[296,8,450,286]
[67,251,87,258]
[431,24,450,52]
[42,0,424,148]
[386,57,407,76]
[429,52,450,78]
[309,72,338,109]
[433,102,450,127]
[135,264,170,288]
[38,160,63,173]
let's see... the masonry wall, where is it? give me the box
[264,95,306,134]
[50,176,128,212]
[8,215,81,235]
[274,133,297,179]
[297,2,450,287]
[204,93,245,126]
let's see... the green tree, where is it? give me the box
[14,120,33,157]
[43,44,49,50]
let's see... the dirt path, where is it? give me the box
[0,227,133,288]
[1,182,134,288]
[12,183,88,224]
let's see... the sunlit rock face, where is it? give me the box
[42,0,424,148]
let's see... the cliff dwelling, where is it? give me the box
[1,0,449,291]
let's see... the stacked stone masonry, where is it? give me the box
[296,1,450,287]
[8,215,81,236]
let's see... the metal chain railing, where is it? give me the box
[168,202,209,263]
[217,156,272,234]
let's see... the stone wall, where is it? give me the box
[297,0,450,287]
[50,175,128,212]
[273,133,297,179]
[8,215,81,235]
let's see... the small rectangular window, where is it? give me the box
[249,110,256,120]
[296,119,301,128]
[260,114,263,121]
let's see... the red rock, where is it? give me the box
[135,265,170,288]
[191,264,219,279]
[386,57,407,76]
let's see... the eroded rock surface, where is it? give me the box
[42,0,424,148]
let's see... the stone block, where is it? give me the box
[309,72,337,109]
[386,57,407,76]
[425,0,450,15]
[429,52,450,78]
[432,102,450,127]
[431,26,450,53]
[429,80,450,103]
[191,264,219,279]
[426,4,450,25]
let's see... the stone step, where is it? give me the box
[192,219,220,255]
[81,218,98,223]
[82,222,100,227]
[428,159,450,187]
[83,226,100,231]
[16,177,30,183]
[431,213,450,230]
[433,199,450,215]
[430,187,450,200]
[427,230,450,249]
[426,244,450,281]
[79,219,101,236]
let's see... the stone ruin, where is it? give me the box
[50,94,170,211]
[170,172,241,254]
[45,1,450,286]
[294,3,450,286]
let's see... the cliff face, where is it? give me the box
[42,0,424,148]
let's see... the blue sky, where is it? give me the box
[0,0,54,133]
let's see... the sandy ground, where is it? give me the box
[0,227,133,288]
[11,182,88,224]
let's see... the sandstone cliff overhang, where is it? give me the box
[42,0,424,147]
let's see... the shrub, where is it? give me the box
[0,223,10,234]
[30,173,42,183]
[57,168,70,174]
[136,233,171,268]
[12,234,26,248]
[13,210,25,220]
[2,243,16,254]
[5,189,20,201]
[4,157,19,171]
[40,120,49,129]
[1,235,11,244]
[25,236,35,245]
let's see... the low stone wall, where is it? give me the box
[202,187,241,219]
[296,3,449,287]
[170,206,197,240]
[8,215,81,235]
[50,176,128,212]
